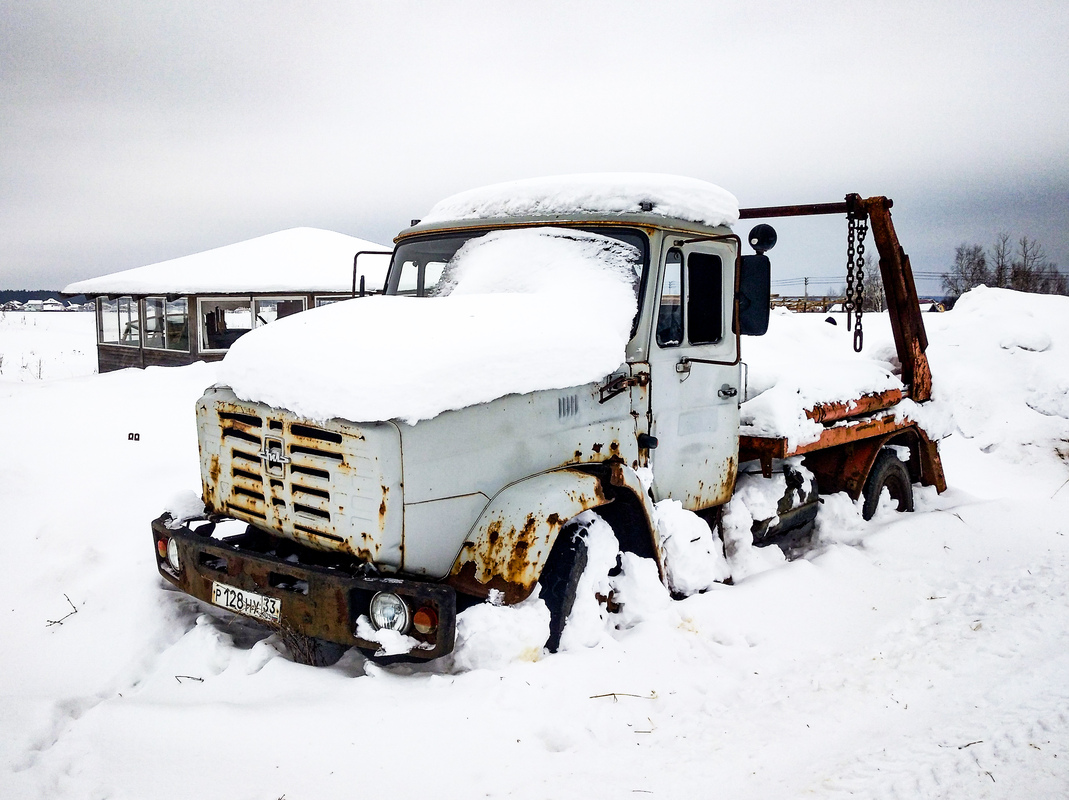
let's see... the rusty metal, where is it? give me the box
[599,373,639,403]
[739,202,847,219]
[741,410,947,499]
[862,197,933,401]
[201,393,402,565]
[447,470,608,603]
[152,514,456,660]
[738,197,892,220]
[805,389,905,424]
[741,413,906,482]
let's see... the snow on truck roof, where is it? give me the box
[419,173,740,229]
[62,227,390,297]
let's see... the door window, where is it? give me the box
[686,252,723,345]
[656,249,684,347]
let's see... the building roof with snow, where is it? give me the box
[62,228,392,297]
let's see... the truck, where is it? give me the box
[151,175,947,664]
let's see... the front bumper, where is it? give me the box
[152,514,456,660]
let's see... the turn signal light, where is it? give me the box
[413,606,438,635]
[156,538,168,559]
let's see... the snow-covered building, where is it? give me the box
[62,228,391,373]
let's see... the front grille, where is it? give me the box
[201,395,398,563]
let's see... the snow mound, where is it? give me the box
[925,287,1069,463]
[655,499,730,595]
[451,592,551,671]
[422,173,739,229]
[219,228,641,423]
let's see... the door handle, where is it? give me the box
[718,386,738,398]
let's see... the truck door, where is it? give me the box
[646,239,740,509]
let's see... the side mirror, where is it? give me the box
[737,254,771,336]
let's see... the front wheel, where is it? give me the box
[861,448,914,521]
[539,521,589,653]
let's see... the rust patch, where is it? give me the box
[805,389,904,424]
[609,441,620,455]
[378,485,389,530]
[448,560,531,604]
[592,443,603,454]
[574,449,583,461]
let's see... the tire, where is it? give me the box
[539,522,589,653]
[861,448,914,521]
[284,632,348,667]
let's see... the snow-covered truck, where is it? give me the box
[152,175,946,663]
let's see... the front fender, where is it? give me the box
[446,469,609,603]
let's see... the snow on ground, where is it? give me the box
[0,311,96,383]
[1,288,1068,799]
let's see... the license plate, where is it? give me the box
[210,582,281,624]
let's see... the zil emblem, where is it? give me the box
[259,436,291,476]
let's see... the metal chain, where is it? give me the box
[853,218,867,352]
[845,218,856,331]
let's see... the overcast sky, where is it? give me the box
[2,0,1067,294]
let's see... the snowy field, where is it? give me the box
[1,289,1068,799]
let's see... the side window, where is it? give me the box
[656,249,683,347]
[687,252,723,345]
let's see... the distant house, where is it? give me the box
[41,298,65,312]
[23,299,44,312]
[62,228,391,373]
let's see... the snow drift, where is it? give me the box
[3,287,1069,798]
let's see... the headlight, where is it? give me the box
[166,537,181,573]
[369,592,409,632]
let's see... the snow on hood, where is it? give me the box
[421,173,739,229]
[218,228,642,424]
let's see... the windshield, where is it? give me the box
[386,226,649,298]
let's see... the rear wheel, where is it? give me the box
[861,448,914,521]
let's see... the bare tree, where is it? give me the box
[1011,236,1046,292]
[942,243,989,298]
[1009,236,1068,295]
[990,233,1011,289]
[943,233,1066,299]
[860,254,885,312]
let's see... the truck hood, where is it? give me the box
[218,228,640,425]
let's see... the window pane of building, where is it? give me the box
[144,298,166,349]
[200,298,253,351]
[98,297,140,346]
[165,298,189,351]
